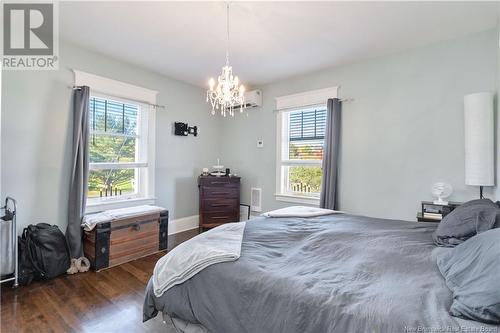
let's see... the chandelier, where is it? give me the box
[206,2,245,117]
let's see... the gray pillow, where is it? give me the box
[437,228,500,324]
[433,199,500,247]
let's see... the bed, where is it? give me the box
[143,213,499,332]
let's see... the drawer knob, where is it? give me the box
[132,224,141,231]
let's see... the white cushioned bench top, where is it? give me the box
[82,205,166,231]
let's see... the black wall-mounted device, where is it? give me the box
[174,122,198,137]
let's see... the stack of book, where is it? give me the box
[421,201,460,220]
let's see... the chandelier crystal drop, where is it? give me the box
[206,2,245,117]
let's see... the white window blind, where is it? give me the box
[289,108,326,160]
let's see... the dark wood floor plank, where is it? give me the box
[1,228,199,333]
[30,289,74,333]
[41,287,82,332]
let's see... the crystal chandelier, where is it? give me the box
[206,2,245,117]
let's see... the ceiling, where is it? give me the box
[60,1,498,88]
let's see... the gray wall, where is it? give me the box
[221,29,498,221]
[1,41,221,231]
[2,29,498,232]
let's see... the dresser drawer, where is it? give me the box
[201,186,239,198]
[202,198,238,212]
[203,212,239,225]
[199,177,240,187]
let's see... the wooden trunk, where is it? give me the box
[84,210,168,271]
[198,176,240,230]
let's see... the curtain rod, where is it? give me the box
[68,85,166,110]
[339,98,354,102]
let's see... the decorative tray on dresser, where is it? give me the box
[198,175,240,231]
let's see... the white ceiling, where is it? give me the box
[60,1,498,88]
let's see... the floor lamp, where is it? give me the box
[464,92,495,198]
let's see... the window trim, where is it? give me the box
[84,88,156,212]
[90,130,138,139]
[74,69,158,105]
[89,162,148,170]
[275,193,321,206]
[86,197,156,214]
[275,86,338,111]
[274,87,338,204]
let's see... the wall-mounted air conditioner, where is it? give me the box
[236,90,262,109]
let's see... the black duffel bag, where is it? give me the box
[19,223,70,282]
[18,234,36,286]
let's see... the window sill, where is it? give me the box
[86,197,156,214]
[275,194,319,206]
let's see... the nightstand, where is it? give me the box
[417,201,462,223]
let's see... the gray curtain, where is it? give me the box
[320,98,341,210]
[66,86,90,259]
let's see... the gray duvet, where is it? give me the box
[144,214,499,333]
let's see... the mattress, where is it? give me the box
[144,214,499,333]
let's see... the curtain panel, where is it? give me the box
[320,98,341,210]
[66,86,90,259]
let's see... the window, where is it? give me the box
[87,94,154,208]
[276,106,326,204]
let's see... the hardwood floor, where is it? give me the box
[0,228,199,333]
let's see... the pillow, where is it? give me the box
[437,228,500,324]
[433,199,500,247]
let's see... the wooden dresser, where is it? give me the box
[198,176,240,231]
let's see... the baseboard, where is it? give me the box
[168,215,199,235]
[240,213,260,221]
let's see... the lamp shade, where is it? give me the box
[464,92,494,186]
